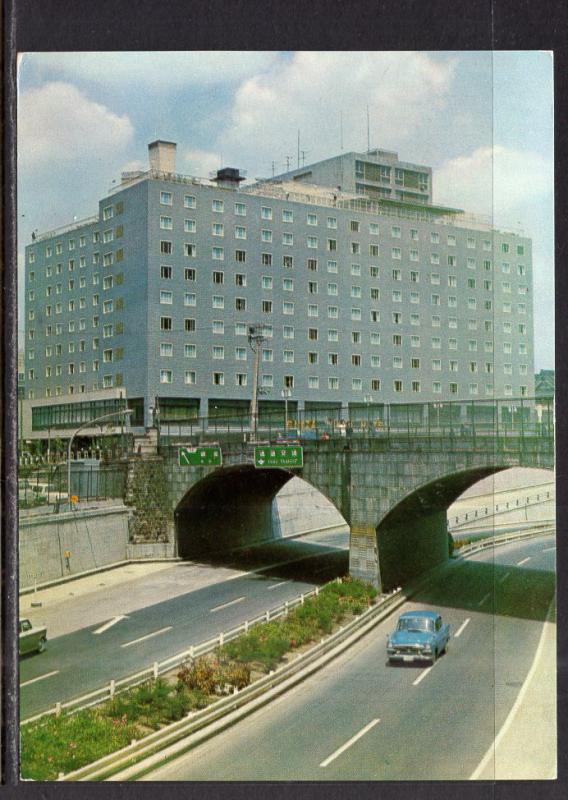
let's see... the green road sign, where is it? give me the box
[254,445,303,468]
[178,446,222,467]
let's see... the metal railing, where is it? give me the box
[21,585,325,725]
[18,463,127,511]
[156,396,554,453]
[450,488,555,529]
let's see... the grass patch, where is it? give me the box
[219,577,377,671]
[20,680,210,781]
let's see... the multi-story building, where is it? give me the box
[23,140,535,443]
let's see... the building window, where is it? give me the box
[284,375,294,389]
[185,268,196,281]
[185,344,196,358]
[160,241,172,255]
[160,369,173,384]
[212,247,224,261]
[213,345,225,360]
[235,202,246,216]
[160,290,173,304]
[261,230,273,243]
[212,199,224,213]
[185,370,196,385]
[235,226,246,239]
[185,318,196,332]
[161,316,172,331]
[213,371,224,385]
[236,298,247,311]
[282,209,294,223]
[283,326,295,340]
[327,239,337,252]
[308,213,318,226]
[283,255,294,268]
[235,250,246,263]
[329,377,339,390]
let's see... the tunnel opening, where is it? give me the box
[174,465,350,580]
[175,464,294,559]
[376,466,510,591]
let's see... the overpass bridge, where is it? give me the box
[125,397,554,591]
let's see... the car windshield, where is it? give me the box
[397,617,434,633]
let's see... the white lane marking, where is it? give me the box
[121,626,172,648]
[478,592,491,607]
[319,718,380,767]
[20,670,59,688]
[498,571,511,585]
[470,599,555,780]
[454,618,471,638]
[517,557,531,566]
[412,666,434,686]
[93,615,129,635]
[541,546,556,553]
[210,596,245,613]
[267,580,292,591]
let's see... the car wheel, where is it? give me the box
[38,637,47,654]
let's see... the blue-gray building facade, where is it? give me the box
[23,141,535,438]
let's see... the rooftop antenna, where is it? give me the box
[297,130,300,170]
[367,105,370,152]
[285,155,293,171]
[300,149,309,167]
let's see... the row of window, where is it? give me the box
[154,369,527,397]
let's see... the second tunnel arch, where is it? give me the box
[372,465,533,591]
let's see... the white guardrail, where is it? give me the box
[22,585,324,726]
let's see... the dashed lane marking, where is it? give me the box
[121,626,172,648]
[93,615,129,635]
[267,581,292,591]
[319,718,380,767]
[412,665,434,686]
[478,593,491,607]
[517,557,531,566]
[210,596,245,613]
[20,670,59,688]
[454,618,471,638]
[498,571,511,584]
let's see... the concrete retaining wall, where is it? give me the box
[19,506,130,589]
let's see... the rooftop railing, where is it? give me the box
[34,215,100,244]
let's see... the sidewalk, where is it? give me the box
[473,611,557,780]
[19,560,249,638]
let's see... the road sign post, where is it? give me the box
[178,446,222,467]
[254,445,303,468]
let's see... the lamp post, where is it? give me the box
[67,408,133,504]
[281,388,292,436]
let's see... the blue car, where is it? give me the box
[386,610,450,665]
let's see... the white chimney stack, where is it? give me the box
[148,140,177,173]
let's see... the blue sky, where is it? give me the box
[17,50,554,368]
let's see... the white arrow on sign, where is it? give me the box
[93,615,129,635]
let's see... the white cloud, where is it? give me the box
[181,148,222,178]
[435,145,553,219]
[18,82,133,171]
[22,52,280,90]
[216,52,457,177]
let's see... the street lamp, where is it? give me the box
[67,408,133,503]
[281,388,292,435]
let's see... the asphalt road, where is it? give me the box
[19,537,347,719]
[143,534,556,781]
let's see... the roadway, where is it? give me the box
[142,534,556,781]
[19,537,348,720]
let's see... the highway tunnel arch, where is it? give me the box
[174,464,346,559]
[373,465,553,591]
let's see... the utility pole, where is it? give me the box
[248,324,265,442]
[271,160,276,177]
[285,155,293,171]
[301,150,309,167]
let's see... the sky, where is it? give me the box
[17,50,554,369]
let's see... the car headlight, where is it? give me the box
[422,644,432,652]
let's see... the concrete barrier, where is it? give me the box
[19,506,130,589]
